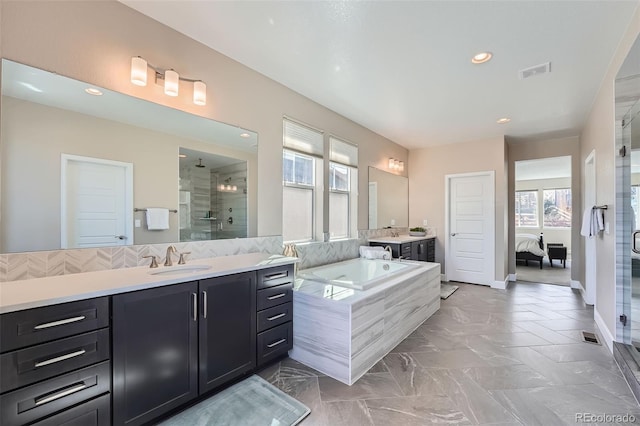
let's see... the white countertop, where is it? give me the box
[293,261,440,305]
[0,253,297,314]
[368,235,436,244]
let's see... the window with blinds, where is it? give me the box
[329,136,358,240]
[282,119,324,243]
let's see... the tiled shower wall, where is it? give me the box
[0,227,434,282]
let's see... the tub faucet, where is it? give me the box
[384,245,393,257]
[164,245,177,266]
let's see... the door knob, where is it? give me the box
[450,233,457,236]
[115,235,127,240]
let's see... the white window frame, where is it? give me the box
[542,187,572,229]
[515,190,539,228]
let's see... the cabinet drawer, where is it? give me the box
[257,303,292,333]
[257,322,292,366]
[0,361,110,426]
[257,283,293,311]
[1,297,109,353]
[1,329,110,393]
[257,265,294,289]
[31,393,110,426]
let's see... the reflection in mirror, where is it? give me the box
[367,167,408,229]
[0,59,257,253]
[178,148,247,241]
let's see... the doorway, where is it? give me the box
[61,154,133,249]
[514,156,573,286]
[445,171,495,286]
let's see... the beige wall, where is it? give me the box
[515,177,573,253]
[1,96,255,252]
[0,0,408,240]
[508,137,581,282]
[408,136,508,283]
[581,9,640,339]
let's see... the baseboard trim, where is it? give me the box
[441,274,447,282]
[594,308,614,353]
[508,273,517,282]
[570,280,582,290]
[491,276,509,290]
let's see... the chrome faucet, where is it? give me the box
[384,245,393,257]
[164,245,177,267]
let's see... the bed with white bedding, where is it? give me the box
[516,233,546,269]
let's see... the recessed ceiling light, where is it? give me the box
[496,117,511,124]
[471,52,493,64]
[179,154,187,158]
[85,88,103,96]
[240,133,251,138]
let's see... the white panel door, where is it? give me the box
[62,155,133,249]
[447,172,495,285]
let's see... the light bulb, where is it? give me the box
[389,158,395,169]
[164,69,179,96]
[193,81,206,105]
[131,57,148,86]
[232,185,237,191]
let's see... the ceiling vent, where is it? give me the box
[519,62,551,80]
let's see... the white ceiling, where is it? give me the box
[121,1,639,149]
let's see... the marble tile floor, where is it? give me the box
[259,281,640,425]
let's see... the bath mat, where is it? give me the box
[441,283,459,299]
[159,375,310,426]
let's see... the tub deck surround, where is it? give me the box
[290,259,441,385]
[0,253,297,314]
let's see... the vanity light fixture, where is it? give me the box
[388,158,404,171]
[496,117,511,124]
[84,88,103,96]
[130,56,207,105]
[471,52,492,64]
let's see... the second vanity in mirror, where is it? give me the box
[0,59,258,254]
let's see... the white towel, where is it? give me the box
[580,208,592,237]
[364,250,391,260]
[146,208,170,230]
[359,246,383,257]
[594,207,605,232]
[581,207,605,238]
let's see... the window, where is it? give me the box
[543,188,572,228]
[329,137,357,240]
[515,190,538,227]
[282,119,323,243]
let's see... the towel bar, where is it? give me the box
[134,208,178,213]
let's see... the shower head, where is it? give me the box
[195,158,205,168]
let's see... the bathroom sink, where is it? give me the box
[148,265,212,276]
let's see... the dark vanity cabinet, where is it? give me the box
[199,272,256,393]
[369,237,435,262]
[0,297,111,426]
[112,272,257,425]
[112,282,199,426]
[256,265,294,367]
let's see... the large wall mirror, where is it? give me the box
[0,59,258,253]
[367,166,408,229]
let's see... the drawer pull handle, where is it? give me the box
[267,313,286,321]
[35,382,87,406]
[266,338,286,348]
[267,293,286,300]
[264,272,287,281]
[34,316,86,330]
[35,349,86,368]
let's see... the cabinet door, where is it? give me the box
[112,282,198,426]
[411,240,428,262]
[199,272,256,394]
